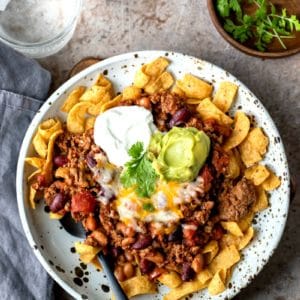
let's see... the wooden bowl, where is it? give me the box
[207,0,300,58]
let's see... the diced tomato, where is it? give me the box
[183,228,196,240]
[183,227,198,247]
[71,191,96,214]
[183,226,197,241]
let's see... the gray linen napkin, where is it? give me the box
[0,41,53,300]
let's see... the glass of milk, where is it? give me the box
[0,0,82,58]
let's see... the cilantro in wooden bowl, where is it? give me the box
[207,0,300,58]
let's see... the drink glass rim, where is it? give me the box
[0,0,82,49]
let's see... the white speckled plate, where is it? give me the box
[17,51,290,300]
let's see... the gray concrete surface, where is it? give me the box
[40,1,300,299]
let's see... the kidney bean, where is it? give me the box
[169,108,191,128]
[132,235,152,250]
[53,155,68,167]
[110,246,122,258]
[50,193,67,213]
[139,259,155,274]
[110,247,118,258]
[86,153,97,168]
[181,262,195,281]
[168,226,182,242]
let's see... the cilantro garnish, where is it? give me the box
[143,203,155,212]
[120,142,158,198]
[216,0,300,51]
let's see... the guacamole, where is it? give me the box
[149,127,210,182]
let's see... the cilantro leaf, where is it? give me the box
[224,19,252,43]
[143,203,155,212]
[289,15,300,31]
[128,141,143,159]
[217,0,300,51]
[120,164,136,188]
[216,0,243,19]
[229,0,240,12]
[229,0,242,20]
[120,142,158,198]
[217,0,231,18]
[254,0,267,21]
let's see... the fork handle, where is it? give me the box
[97,252,129,300]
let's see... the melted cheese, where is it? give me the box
[89,152,120,205]
[90,153,204,230]
[91,153,204,228]
[116,181,183,228]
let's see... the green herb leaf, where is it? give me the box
[270,3,276,15]
[216,0,230,18]
[143,203,155,212]
[218,0,300,51]
[216,0,243,19]
[127,141,143,159]
[120,142,158,198]
[254,0,267,21]
[229,0,242,20]
[288,15,300,31]
[224,19,252,43]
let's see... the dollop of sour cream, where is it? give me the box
[94,106,157,166]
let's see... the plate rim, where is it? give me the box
[16,50,290,300]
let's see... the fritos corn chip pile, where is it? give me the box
[25,57,281,299]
